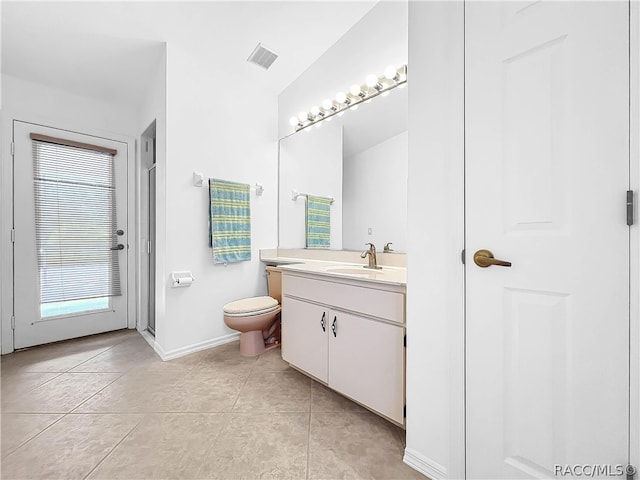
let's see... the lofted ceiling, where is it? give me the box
[1,1,377,107]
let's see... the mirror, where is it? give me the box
[278,85,408,253]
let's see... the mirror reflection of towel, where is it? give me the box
[306,195,331,249]
[209,178,251,263]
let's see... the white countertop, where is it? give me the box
[276,260,407,287]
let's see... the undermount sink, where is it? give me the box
[325,267,383,275]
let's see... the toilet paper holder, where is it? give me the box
[171,271,195,288]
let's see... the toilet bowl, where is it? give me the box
[223,266,282,357]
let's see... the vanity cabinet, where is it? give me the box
[281,272,405,425]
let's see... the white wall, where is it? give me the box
[158,43,279,357]
[279,122,343,250]
[343,130,407,252]
[0,74,139,354]
[404,2,465,479]
[278,1,408,139]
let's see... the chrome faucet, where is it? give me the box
[383,242,394,253]
[361,243,382,269]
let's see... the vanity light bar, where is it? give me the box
[289,64,407,132]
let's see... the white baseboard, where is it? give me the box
[151,332,240,361]
[403,448,448,480]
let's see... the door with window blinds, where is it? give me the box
[13,122,128,348]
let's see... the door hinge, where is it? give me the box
[11,315,15,330]
[461,249,465,264]
[627,190,634,226]
[10,229,15,243]
[10,142,15,157]
[403,405,406,418]
[403,334,406,348]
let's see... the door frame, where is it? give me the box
[0,112,137,354]
[136,120,156,335]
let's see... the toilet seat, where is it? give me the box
[223,296,279,316]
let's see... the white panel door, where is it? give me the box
[13,121,128,348]
[466,2,629,478]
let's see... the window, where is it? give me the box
[31,134,121,319]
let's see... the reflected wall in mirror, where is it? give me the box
[277,1,408,253]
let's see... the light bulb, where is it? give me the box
[381,90,390,97]
[315,122,322,128]
[364,99,372,104]
[306,126,313,132]
[322,98,334,110]
[350,104,359,111]
[326,117,333,122]
[398,72,407,83]
[366,74,379,88]
[298,111,307,122]
[349,84,362,96]
[310,105,320,116]
[335,91,347,104]
[337,111,345,117]
[289,116,299,127]
[384,65,397,80]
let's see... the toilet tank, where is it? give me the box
[265,266,282,303]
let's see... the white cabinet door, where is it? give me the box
[281,296,328,382]
[466,2,629,477]
[328,310,405,424]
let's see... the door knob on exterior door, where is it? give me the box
[473,249,511,268]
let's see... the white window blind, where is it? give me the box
[32,135,122,306]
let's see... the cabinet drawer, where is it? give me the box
[283,274,404,323]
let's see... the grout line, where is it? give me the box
[81,415,144,480]
[1,412,67,459]
[68,374,124,414]
[229,367,255,412]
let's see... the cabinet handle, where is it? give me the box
[320,312,326,332]
[331,316,337,337]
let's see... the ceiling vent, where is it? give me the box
[247,43,278,70]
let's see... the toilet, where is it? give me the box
[223,266,282,357]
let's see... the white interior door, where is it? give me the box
[13,121,128,348]
[466,2,630,478]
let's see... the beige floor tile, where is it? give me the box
[191,340,258,375]
[308,411,424,480]
[88,413,227,479]
[253,347,291,373]
[198,413,309,479]
[172,370,249,412]
[0,330,134,375]
[69,336,160,373]
[233,370,311,413]
[137,348,209,374]
[311,381,368,413]
[1,371,62,400]
[1,413,142,480]
[2,373,121,413]
[1,413,63,457]
[0,331,422,479]
[73,370,185,413]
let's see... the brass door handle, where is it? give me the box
[473,249,511,268]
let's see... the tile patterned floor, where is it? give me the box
[0,330,424,480]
